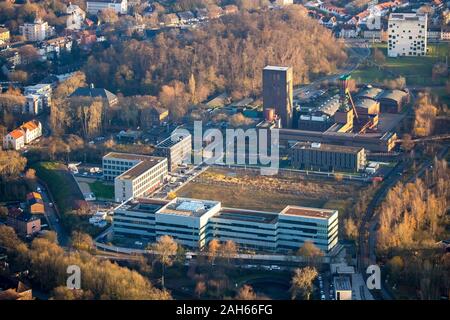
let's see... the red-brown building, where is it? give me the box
[6,207,41,237]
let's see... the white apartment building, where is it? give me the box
[19,18,55,42]
[2,130,25,150]
[86,0,128,15]
[23,83,52,115]
[387,13,427,57]
[66,4,86,30]
[113,197,339,253]
[2,120,42,150]
[102,152,168,202]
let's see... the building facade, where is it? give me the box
[66,4,86,30]
[2,120,42,150]
[113,197,339,253]
[24,83,52,115]
[388,13,427,57]
[102,152,168,202]
[86,0,128,15]
[290,142,366,172]
[263,66,293,128]
[19,18,55,42]
[155,133,192,172]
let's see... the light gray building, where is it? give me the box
[102,152,167,202]
[154,133,192,172]
[113,197,339,252]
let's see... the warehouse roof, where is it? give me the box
[378,89,408,103]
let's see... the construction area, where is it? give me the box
[176,166,367,217]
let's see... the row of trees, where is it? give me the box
[0,226,171,300]
[413,92,439,137]
[378,158,449,251]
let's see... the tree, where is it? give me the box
[373,47,386,64]
[290,267,318,300]
[297,241,324,265]
[235,285,257,300]
[151,235,178,288]
[207,239,221,265]
[401,133,414,152]
[344,218,358,241]
[220,240,237,264]
[70,231,94,252]
[99,8,119,24]
[195,281,207,298]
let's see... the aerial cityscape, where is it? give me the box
[0,0,449,306]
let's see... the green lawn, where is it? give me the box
[32,162,72,214]
[352,43,450,86]
[89,181,114,200]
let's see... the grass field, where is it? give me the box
[352,43,450,86]
[89,181,114,200]
[177,167,364,215]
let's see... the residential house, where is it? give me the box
[195,8,209,21]
[162,13,180,26]
[23,83,52,115]
[143,106,169,127]
[20,120,42,144]
[338,25,360,38]
[26,192,45,215]
[2,130,25,150]
[6,207,41,237]
[38,37,73,60]
[70,84,118,107]
[441,25,450,40]
[66,3,86,30]
[177,11,196,24]
[319,4,346,18]
[19,18,55,42]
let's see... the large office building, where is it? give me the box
[113,197,338,253]
[102,152,168,202]
[263,66,294,128]
[290,142,366,172]
[154,133,192,172]
[388,13,427,57]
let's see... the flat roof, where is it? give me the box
[121,198,169,213]
[117,157,166,180]
[157,198,219,218]
[334,276,352,291]
[156,133,191,149]
[292,141,363,154]
[280,205,337,220]
[263,65,291,71]
[215,208,278,224]
[103,152,155,162]
[389,13,427,21]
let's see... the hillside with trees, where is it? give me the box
[84,6,347,118]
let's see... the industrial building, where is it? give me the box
[113,197,339,253]
[154,133,192,172]
[263,65,294,128]
[290,142,366,172]
[387,13,427,57]
[102,152,168,202]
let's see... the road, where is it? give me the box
[37,181,69,246]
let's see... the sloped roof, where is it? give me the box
[70,87,117,103]
[20,120,40,132]
[9,130,24,139]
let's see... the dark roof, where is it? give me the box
[7,207,40,222]
[70,87,117,104]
